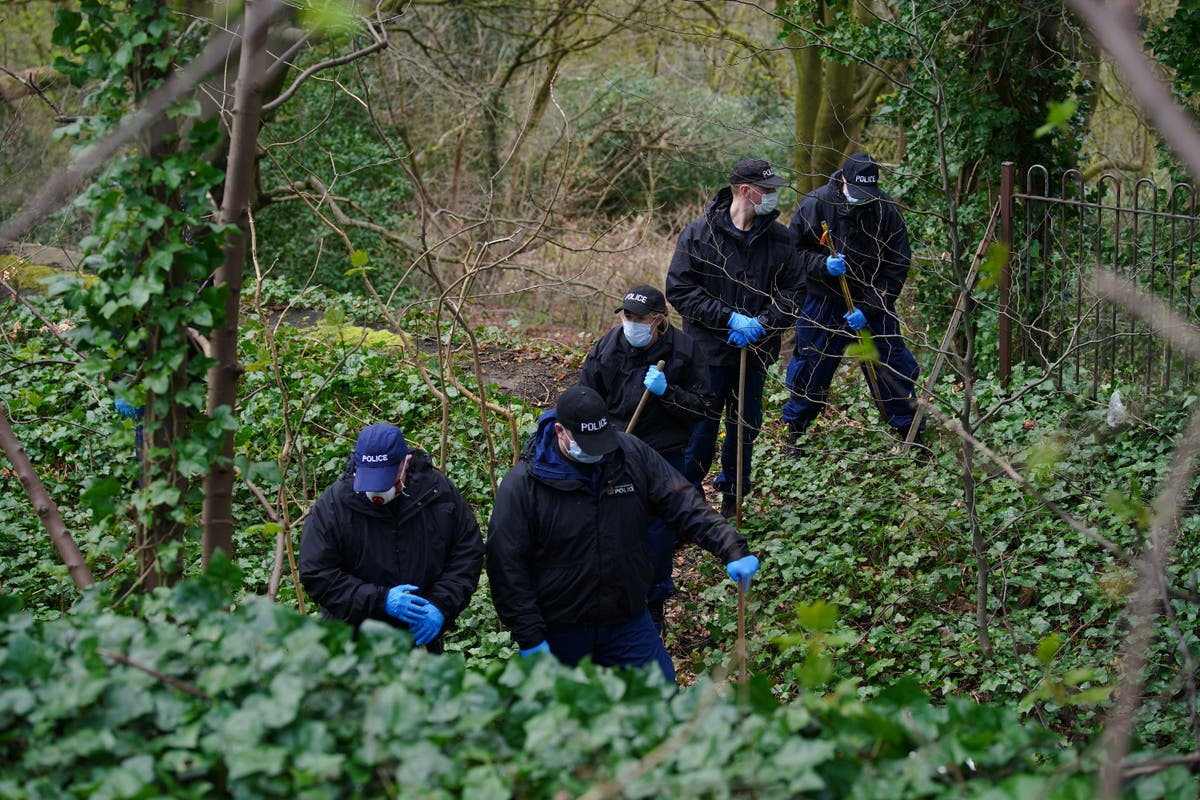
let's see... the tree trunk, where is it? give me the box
[785,0,882,194]
[202,0,271,565]
[788,9,822,194]
[135,1,189,591]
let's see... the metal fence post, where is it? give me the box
[999,161,1014,389]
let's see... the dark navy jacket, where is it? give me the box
[666,186,805,368]
[579,324,711,455]
[486,410,750,649]
[300,450,484,636]
[790,171,912,312]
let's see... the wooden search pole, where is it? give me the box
[735,347,747,527]
[625,360,667,436]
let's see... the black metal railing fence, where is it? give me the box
[999,161,1200,397]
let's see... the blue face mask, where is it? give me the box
[622,319,653,348]
[565,434,604,464]
[754,190,778,216]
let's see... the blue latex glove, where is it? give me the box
[114,397,143,420]
[825,253,847,276]
[844,308,867,331]
[726,555,760,590]
[520,640,551,657]
[643,365,667,396]
[727,312,765,344]
[385,584,429,623]
[411,602,445,647]
[726,329,750,348]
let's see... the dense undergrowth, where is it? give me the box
[2,285,1199,796]
[11,558,1193,799]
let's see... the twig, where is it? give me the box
[1121,750,1200,778]
[919,399,1126,560]
[97,648,211,701]
[1067,0,1200,185]
[576,678,722,800]
[0,0,288,245]
[261,18,388,112]
[0,402,94,589]
[1088,272,1200,798]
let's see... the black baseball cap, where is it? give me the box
[842,152,882,202]
[353,423,409,492]
[728,158,788,188]
[615,284,667,316]
[556,385,619,455]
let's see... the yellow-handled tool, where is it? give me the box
[821,221,884,412]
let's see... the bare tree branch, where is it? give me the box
[261,18,388,113]
[97,648,211,701]
[0,402,94,590]
[1090,268,1200,795]
[1067,0,1200,184]
[0,0,287,246]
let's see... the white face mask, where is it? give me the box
[622,319,653,348]
[364,485,398,505]
[753,190,778,216]
[568,439,604,464]
[843,183,868,206]
[560,429,604,464]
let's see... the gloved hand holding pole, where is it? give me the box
[626,360,667,436]
[821,221,883,409]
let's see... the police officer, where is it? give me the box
[666,158,805,515]
[579,284,712,634]
[782,152,922,444]
[486,385,760,681]
[300,423,485,652]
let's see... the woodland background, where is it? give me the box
[2,0,1200,797]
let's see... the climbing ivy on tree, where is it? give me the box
[1150,0,1200,118]
[49,0,232,589]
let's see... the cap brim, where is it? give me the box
[354,465,398,493]
[758,175,788,188]
[574,426,619,456]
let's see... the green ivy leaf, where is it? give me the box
[1034,633,1062,667]
[1069,685,1114,706]
[976,243,1009,291]
[300,0,361,35]
[81,477,122,521]
[51,9,83,46]
[1034,98,1077,138]
[845,331,879,364]
[168,99,202,119]
[795,600,839,632]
